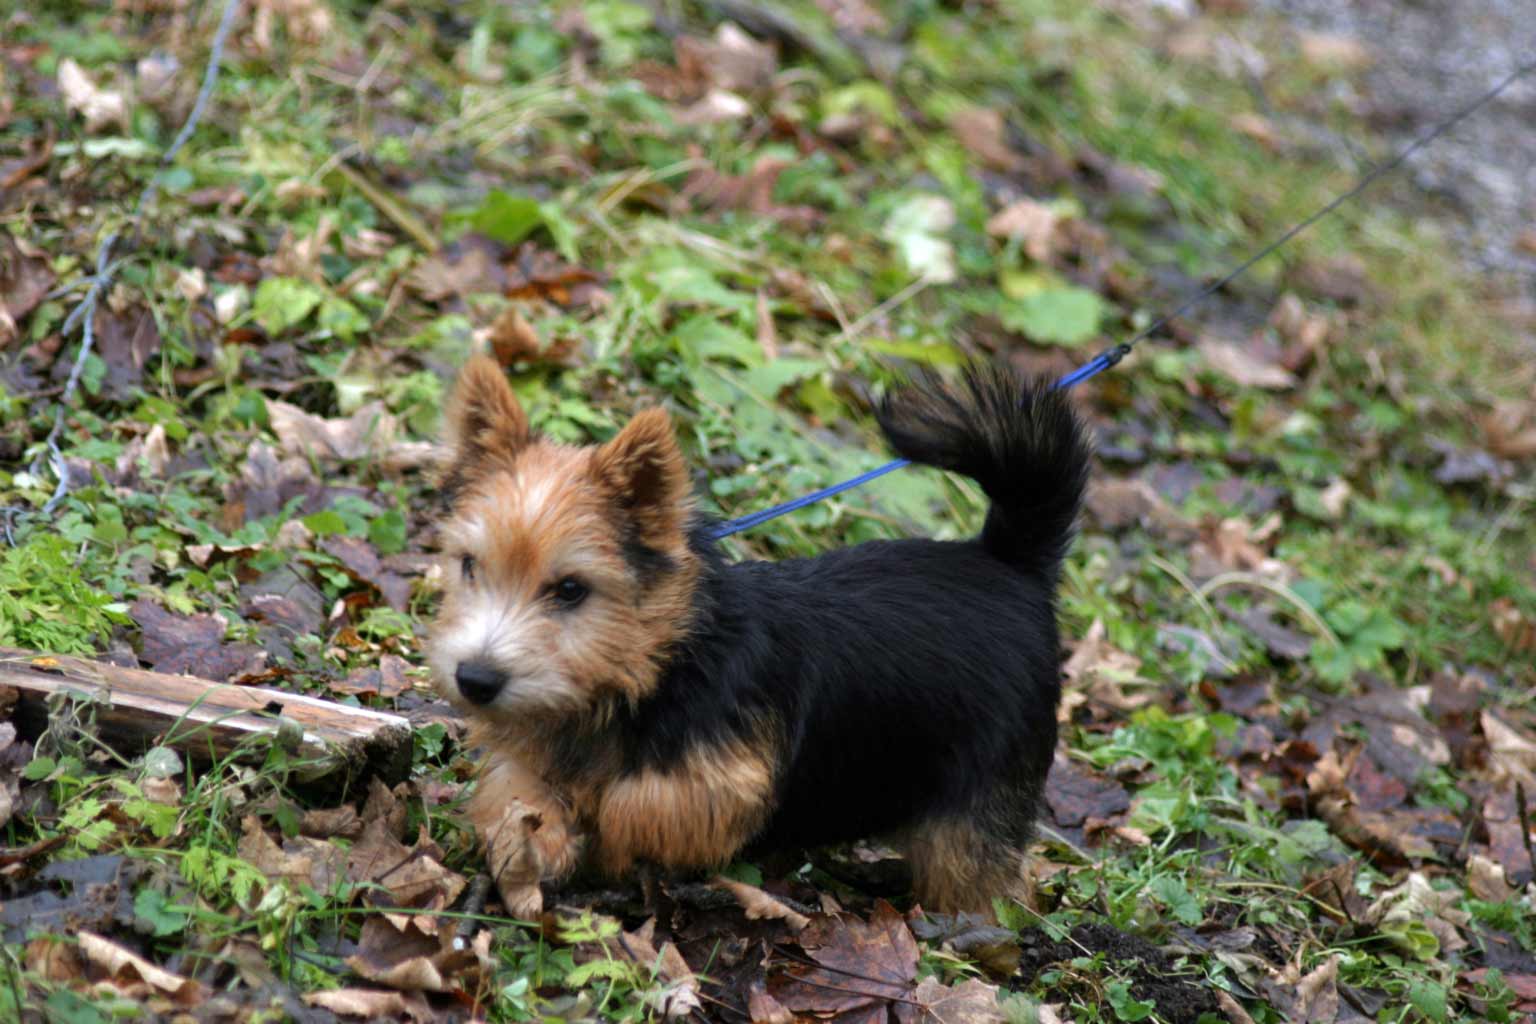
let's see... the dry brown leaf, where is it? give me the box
[1489,598,1536,652]
[348,818,466,917]
[1482,401,1536,460]
[1199,338,1297,390]
[713,876,811,931]
[485,307,581,369]
[58,59,128,132]
[268,400,400,463]
[238,814,348,893]
[1297,32,1371,70]
[748,981,794,1024]
[675,25,777,93]
[1481,710,1536,787]
[1363,872,1469,955]
[302,987,434,1021]
[914,976,1007,1024]
[1230,113,1282,152]
[615,919,702,1018]
[1466,853,1515,902]
[951,108,1026,173]
[345,915,480,993]
[1293,955,1340,1024]
[985,198,1061,263]
[478,797,546,918]
[77,931,205,1005]
[674,88,752,126]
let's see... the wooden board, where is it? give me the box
[0,648,412,784]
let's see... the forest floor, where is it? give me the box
[1,1,1535,1022]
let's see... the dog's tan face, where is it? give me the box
[427,357,699,720]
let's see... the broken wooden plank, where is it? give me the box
[0,648,412,784]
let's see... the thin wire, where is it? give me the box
[710,53,1536,540]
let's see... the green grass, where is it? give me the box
[1,0,1533,1020]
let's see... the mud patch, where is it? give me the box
[1017,921,1217,1024]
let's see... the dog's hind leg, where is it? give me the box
[901,815,1028,914]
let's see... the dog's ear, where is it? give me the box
[442,356,529,500]
[591,407,691,542]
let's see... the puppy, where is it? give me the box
[428,356,1090,911]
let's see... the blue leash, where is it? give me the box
[708,342,1133,539]
[707,55,1536,542]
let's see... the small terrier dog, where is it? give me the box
[428,356,1090,911]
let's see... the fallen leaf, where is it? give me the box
[321,535,413,612]
[1481,788,1535,887]
[951,108,1026,173]
[1489,599,1536,653]
[614,919,702,1018]
[0,234,56,345]
[1363,872,1469,959]
[238,815,348,893]
[1230,112,1282,151]
[1293,955,1340,1024]
[92,305,162,400]
[680,154,819,228]
[675,24,777,93]
[347,817,466,917]
[1466,853,1514,902]
[1198,338,1297,390]
[268,400,400,463]
[914,976,1007,1024]
[714,876,811,931]
[1045,751,1130,828]
[504,242,609,308]
[302,988,434,1021]
[58,59,128,132]
[771,902,918,1014]
[346,914,480,992]
[1481,401,1536,460]
[485,307,581,369]
[985,198,1062,263]
[409,239,505,301]
[674,88,752,126]
[883,195,956,283]
[77,930,204,1005]
[129,599,268,682]
[477,797,546,918]
[1297,32,1371,71]
[748,981,794,1024]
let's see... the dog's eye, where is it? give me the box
[550,577,588,609]
[461,554,476,581]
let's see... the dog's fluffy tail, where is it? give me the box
[876,363,1092,577]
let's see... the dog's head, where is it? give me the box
[427,356,700,719]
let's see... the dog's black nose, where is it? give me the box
[455,661,508,705]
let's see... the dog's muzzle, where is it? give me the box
[455,661,509,705]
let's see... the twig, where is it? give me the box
[453,873,495,950]
[10,0,243,535]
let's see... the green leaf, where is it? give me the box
[471,190,544,246]
[1147,875,1203,926]
[1000,286,1106,347]
[253,277,325,335]
[134,888,190,937]
[22,756,57,781]
[302,510,348,536]
[1105,979,1155,1022]
[368,508,408,555]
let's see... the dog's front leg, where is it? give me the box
[467,751,585,915]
